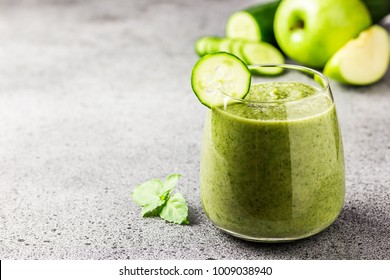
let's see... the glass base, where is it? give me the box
[212,221,336,243]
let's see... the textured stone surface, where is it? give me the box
[0,0,389,260]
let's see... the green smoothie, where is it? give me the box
[200,81,345,241]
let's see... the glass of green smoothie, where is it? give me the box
[199,63,345,242]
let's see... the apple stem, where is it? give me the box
[290,19,304,31]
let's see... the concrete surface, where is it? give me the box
[0,0,389,260]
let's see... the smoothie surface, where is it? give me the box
[246,81,317,102]
[224,81,332,121]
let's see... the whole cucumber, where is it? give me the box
[361,0,390,23]
[226,0,281,46]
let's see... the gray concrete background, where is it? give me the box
[0,0,389,260]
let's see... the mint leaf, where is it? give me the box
[131,179,164,206]
[132,179,172,217]
[162,173,182,194]
[159,193,189,224]
[141,199,166,217]
[131,174,189,224]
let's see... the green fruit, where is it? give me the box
[274,0,372,68]
[323,25,390,86]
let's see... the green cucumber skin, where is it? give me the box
[195,37,223,56]
[195,37,249,61]
[361,0,390,23]
[230,40,246,61]
[195,37,209,56]
[243,0,280,45]
[205,37,221,54]
[191,52,251,108]
[218,38,233,53]
[193,37,285,76]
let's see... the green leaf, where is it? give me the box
[162,173,182,194]
[141,199,166,217]
[131,179,164,206]
[131,174,189,224]
[159,193,189,224]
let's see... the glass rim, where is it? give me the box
[218,63,331,105]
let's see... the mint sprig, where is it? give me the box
[160,193,189,224]
[131,174,189,224]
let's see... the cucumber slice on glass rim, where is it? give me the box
[191,52,251,108]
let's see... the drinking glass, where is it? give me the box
[200,64,345,242]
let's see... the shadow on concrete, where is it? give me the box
[221,203,390,260]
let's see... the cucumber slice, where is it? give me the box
[230,40,244,55]
[205,37,221,54]
[195,37,222,56]
[226,1,280,45]
[230,40,246,61]
[226,11,261,42]
[240,42,285,75]
[193,37,285,76]
[218,38,233,53]
[195,37,210,56]
[191,52,251,108]
[361,0,390,23]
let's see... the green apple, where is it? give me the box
[274,0,372,68]
[323,25,390,86]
